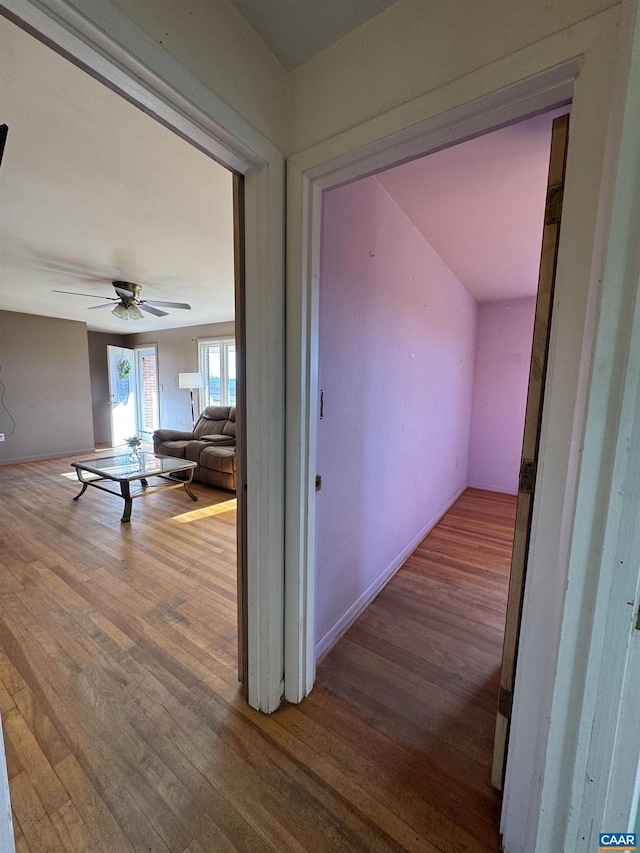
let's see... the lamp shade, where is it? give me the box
[112,302,144,321]
[112,303,128,319]
[126,304,144,321]
[178,372,203,390]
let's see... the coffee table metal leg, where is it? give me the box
[73,483,88,501]
[120,481,133,523]
[183,470,198,502]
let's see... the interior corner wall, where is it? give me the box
[126,320,235,431]
[468,297,536,495]
[315,175,477,656]
[0,310,94,463]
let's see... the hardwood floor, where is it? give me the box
[0,458,515,853]
[314,488,516,853]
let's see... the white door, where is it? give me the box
[107,345,137,446]
[135,345,159,441]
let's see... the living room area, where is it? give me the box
[0,16,250,848]
[0,14,238,478]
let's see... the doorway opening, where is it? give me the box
[0,12,253,842]
[313,106,569,839]
[107,345,137,446]
[3,0,285,741]
[0,5,245,651]
[104,343,160,447]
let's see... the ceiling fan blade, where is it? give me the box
[138,303,168,317]
[87,302,116,310]
[52,289,115,299]
[143,300,192,310]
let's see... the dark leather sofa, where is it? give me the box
[153,405,236,491]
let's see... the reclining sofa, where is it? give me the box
[153,405,236,491]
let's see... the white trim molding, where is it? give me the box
[1,0,286,715]
[537,1,640,847]
[0,715,14,853]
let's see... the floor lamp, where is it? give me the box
[179,372,203,428]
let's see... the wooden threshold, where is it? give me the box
[0,459,513,852]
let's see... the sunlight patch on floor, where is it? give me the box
[60,471,100,481]
[172,498,237,523]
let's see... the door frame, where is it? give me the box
[285,60,577,698]
[2,0,285,714]
[107,344,137,446]
[285,10,640,849]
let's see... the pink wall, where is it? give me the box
[468,297,536,495]
[316,176,478,654]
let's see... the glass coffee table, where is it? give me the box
[71,452,198,523]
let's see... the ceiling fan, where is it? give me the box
[52,281,192,320]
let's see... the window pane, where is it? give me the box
[227,344,236,406]
[140,354,159,431]
[206,346,222,406]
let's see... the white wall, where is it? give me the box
[316,175,476,655]
[289,0,618,153]
[80,0,290,153]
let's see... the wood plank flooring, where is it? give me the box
[0,457,515,853]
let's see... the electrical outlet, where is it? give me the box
[0,434,4,442]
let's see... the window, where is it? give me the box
[134,345,159,439]
[198,338,236,407]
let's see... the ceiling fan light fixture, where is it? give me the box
[126,304,144,321]
[112,303,128,319]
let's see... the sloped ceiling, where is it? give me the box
[376,109,567,303]
[0,16,235,335]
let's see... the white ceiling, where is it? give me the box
[228,0,398,70]
[376,108,567,303]
[0,16,235,335]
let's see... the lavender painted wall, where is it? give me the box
[468,297,536,495]
[316,176,477,653]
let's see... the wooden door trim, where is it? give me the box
[491,113,570,790]
[233,173,249,692]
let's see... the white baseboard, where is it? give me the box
[0,715,15,853]
[315,481,468,661]
[0,447,96,465]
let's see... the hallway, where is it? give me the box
[310,487,516,851]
